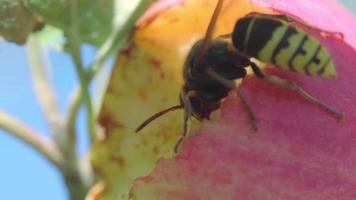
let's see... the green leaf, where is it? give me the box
[0,0,42,44]
[23,0,114,46]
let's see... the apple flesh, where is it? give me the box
[130,1,356,199]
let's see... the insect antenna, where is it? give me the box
[196,0,225,63]
[135,105,183,132]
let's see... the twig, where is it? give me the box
[26,36,66,144]
[0,110,62,167]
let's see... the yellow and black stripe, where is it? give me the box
[232,15,336,78]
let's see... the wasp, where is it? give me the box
[136,0,344,152]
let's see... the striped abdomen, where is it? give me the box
[232,16,336,78]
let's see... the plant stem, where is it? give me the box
[0,110,62,167]
[67,0,96,144]
[69,46,96,143]
[62,164,90,200]
[60,0,153,198]
[66,0,153,139]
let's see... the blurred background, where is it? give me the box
[0,1,355,199]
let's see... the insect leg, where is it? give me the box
[174,91,194,153]
[235,87,258,131]
[245,12,344,39]
[206,68,258,131]
[250,62,344,120]
[217,33,232,39]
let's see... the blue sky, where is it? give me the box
[0,42,71,200]
[0,42,99,199]
[0,1,355,199]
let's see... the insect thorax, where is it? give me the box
[182,38,249,120]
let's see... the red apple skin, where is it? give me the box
[130,1,356,199]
